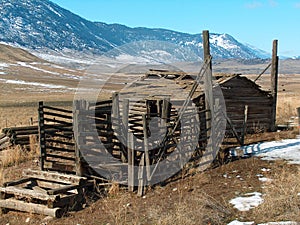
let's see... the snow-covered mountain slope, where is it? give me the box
[0,0,270,61]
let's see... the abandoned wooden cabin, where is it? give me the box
[217,74,274,136]
[70,67,276,186]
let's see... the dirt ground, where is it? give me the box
[0,153,299,225]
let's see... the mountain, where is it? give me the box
[0,0,270,62]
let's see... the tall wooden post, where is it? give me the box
[270,40,279,132]
[38,101,46,171]
[142,114,151,181]
[203,30,213,151]
[297,107,300,136]
[73,100,87,177]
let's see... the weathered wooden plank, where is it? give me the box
[45,145,75,153]
[46,153,75,162]
[43,105,72,114]
[13,130,38,136]
[0,199,63,218]
[47,184,81,195]
[43,118,72,126]
[3,177,33,187]
[3,126,38,133]
[22,169,86,185]
[48,193,82,209]
[0,136,9,145]
[0,186,59,201]
[0,133,7,139]
[46,139,75,146]
[43,111,73,120]
[45,132,73,139]
[137,154,145,197]
[95,99,113,106]
[44,124,72,132]
[43,161,75,173]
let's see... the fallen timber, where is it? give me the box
[0,169,89,218]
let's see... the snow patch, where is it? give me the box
[227,221,254,225]
[228,221,298,225]
[33,53,95,65]
[229,192,263,211]
[259,222,298,225]
[258,177,273,183]
[17,62,60,75]
[47,5,62,17]
[0,63,9,68]
[210,34,237,49]
[230,139,300,164]
[115,54,151,64]
[0,78,71,89]
[261,168,271,172]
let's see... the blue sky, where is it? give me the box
[51,0,300,57]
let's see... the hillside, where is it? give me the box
[0,43,43,63]
[0,0,270,61]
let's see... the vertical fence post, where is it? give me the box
[241,105,248,145]
[271,40,279,132]
[297,107,300,137]
[203,30,213,152]
[137,153,145,197]
[73,100,81,176]
[142,114,151,181]
[38,101,46,171]
[128,132,135,192]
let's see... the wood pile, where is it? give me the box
[1,126,38,148]
[0,169,89,218]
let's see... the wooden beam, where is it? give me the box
[137,153,145,197]
[38,101,46,171]
[47,184,81,195]
[3,177,33,187]
[0,186,59,202]
[142,114,151,181]
[22,169,87,185]
[203,30,214,154]
[241,105,248,145]
[127,132,135,192]
[0,199,63,218]
[270,40,279,132]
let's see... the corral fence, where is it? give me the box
[38,102,75,173]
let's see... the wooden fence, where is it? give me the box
[38,102,75,174]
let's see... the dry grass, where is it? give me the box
[277,94,300,125]
[99,183,231,225]
[0,135,39,184]
[153,192,230,225]
[0,106,38,130]
[0,164,3,185]
[253,165,300,222]
[2,135,39,167]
